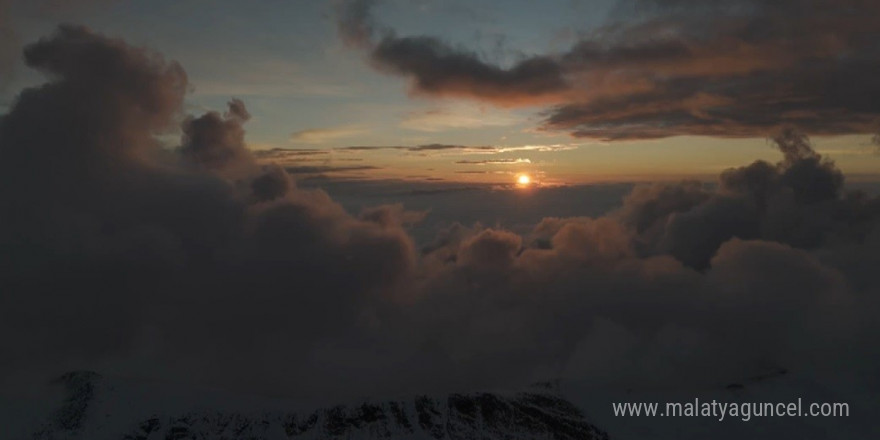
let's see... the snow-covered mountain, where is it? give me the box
[27,372,609,440]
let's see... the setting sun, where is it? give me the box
[4,2,880,438]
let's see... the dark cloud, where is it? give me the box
[0,26,417,401]
[334,0,570,106]
[0,1,18,85]
[370,36,569,106]
[3,27,880,435]
[250,164,292,202]
[179,98,255,177]
[0,0,119,89]
[610,129,853,269]
[552,0,880,138]
[336,0,880,139]
[359,203,428,228]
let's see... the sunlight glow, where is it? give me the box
[517,174,531,185]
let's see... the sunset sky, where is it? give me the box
[3,0,878,184]
[3,2,880,439]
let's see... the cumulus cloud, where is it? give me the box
[0,26,417,400]
[2,26,880,416]
[335,0,880,139]
[179,98,256,177]
[0,0,119,88]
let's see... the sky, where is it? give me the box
[2,2,880,439]
[2,0,879,184]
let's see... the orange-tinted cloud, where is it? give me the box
[336,0,880,139]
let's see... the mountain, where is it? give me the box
[28,372,609,440]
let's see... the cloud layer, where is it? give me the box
[1,26,880,414]
[337,0,880,139]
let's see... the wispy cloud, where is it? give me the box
[493,144,579,153]
[285,165,380,174]
[336,143,579,155]
[400,105,521,132]
[254,148,330,159]
[290,125,369,144]
[455,158,531,165]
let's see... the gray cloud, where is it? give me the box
[554,0,880,138]
[179,98,256,177]
[0,1,18,86]
[2,26,880,429]
[336,0,880,139]
[371,35,569,106]
[334,0,569,106]
[0,26,417,401]
[0,0,119,89]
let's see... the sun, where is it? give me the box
[517,174,531,185]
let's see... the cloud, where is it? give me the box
[0,1,18,86]
[335,0,880,139]
[0,0,119,88]
[545,0,880,139]
[335,143,577,155]
[335,143,496,153]
[370,36,570,106]
[334,0,570,106]
[493,144,579,153]
[2,26,880,424]
[289,125,369,143]
[0,26,417,400]
[179,98,256,178]
[359,203,428,228]
[285,164,380,174]
[455,158,531,165]
[400,106,521,132]
[253,148,330,160]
